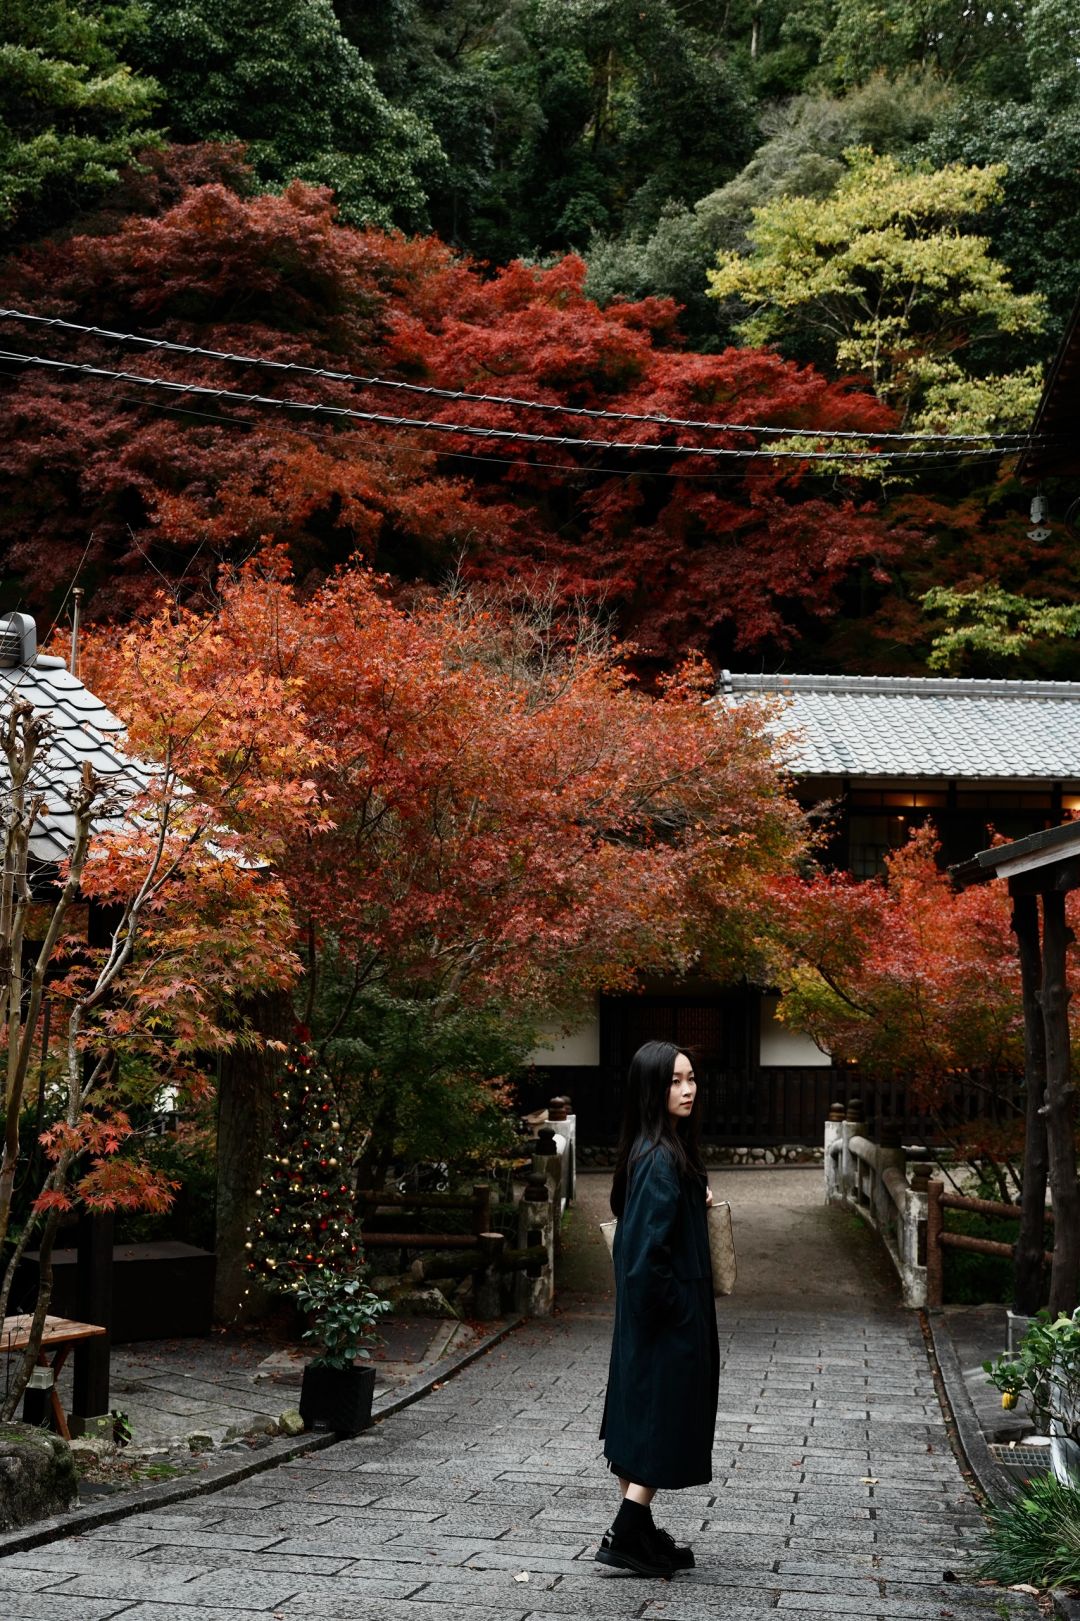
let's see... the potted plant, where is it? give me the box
[985,1308,1080,1486]
[296,1269,392,1436]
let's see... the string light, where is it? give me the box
[245,1044,361,1293]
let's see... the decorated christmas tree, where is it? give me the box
[247,1045,361,1293]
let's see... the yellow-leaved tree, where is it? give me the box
[707,149,1045,431]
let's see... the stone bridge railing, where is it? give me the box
[824,1101,933,1308]
[509,1104,577,1318]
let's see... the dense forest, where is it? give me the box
[1,0,1078,675]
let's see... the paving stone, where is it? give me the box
[0,1597,134,1621]
[97,1609,292,1620]
[0,1567,71,1592]
[267,1534,484,1566]
[133,1544,357,1576]
[200,1507,348,1533]
[278,1598,529,1621]
[162,1568,314,1608]
[362,1563,561,1592]
[300,1484,394,1506]
[8,1543,160,1567]
[34,1565,209,1599]
[350,1494,465,1516]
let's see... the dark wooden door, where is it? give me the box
[599,991,754,1140]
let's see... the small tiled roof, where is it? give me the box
[0,614,150,863]
[722,672,1080,782]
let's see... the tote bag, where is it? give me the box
[600,1201,736,1296]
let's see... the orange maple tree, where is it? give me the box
[0,616,314,1409]
[82,550,805,1211]
[87,550,804,1014]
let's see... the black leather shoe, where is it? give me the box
[654,1525,694,1568]
[595,1522,676,1577]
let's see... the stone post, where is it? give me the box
[874,1128,906,1237]
[545,1108,576,1208]
[824,1102,845,1204]
[517,1169,554,1317]
[894,1177,929,1308]
[840,1100,865,1205]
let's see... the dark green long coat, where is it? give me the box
[600,1140,720,1489]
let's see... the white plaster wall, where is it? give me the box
[759,994,832,1067]
[526,1013,600,1067]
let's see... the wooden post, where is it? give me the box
[926,1178,944,1310]
[70,1210,113,1432]
[1012,889,1050,1315]
[1041,889,1080,1316]
[471,1184,492,1240]
[473,1230,505,1320]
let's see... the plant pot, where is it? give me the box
[1049,1366,1080,1488]
[1007,1311,1034,1357]
[299,1362,376,1437]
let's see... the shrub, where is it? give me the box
[944,1207,1024,1305]
[978,1472,1080,1589]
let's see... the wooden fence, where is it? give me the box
[925,1180,1053,1310]
[523,1064,1017,1147]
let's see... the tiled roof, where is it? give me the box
[0,621,150,863]
[722,672,1080,782]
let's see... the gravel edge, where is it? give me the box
[923,1307,1016,1508]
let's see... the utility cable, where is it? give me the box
[0,349,1027,465]
[0,307,1042,450]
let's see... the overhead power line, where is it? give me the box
[0,307,1042,450]
[0,348,1023,464]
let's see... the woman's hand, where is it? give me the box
[705,1186,714,1208]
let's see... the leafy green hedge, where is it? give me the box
[943,1207,1050,1308]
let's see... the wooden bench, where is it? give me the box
[1,1314,106,1440]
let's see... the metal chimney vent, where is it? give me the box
[0,612,37,668]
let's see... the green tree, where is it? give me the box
[0,0,160,238]
[776,0,1028,98]
[707,148,1045,428]
[332,0,756,259]
[135,0,443,228]
[922,586,1080,674]
[920,0,1080,346]
[585,73,947,345]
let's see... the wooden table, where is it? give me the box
[1,1313,106,1440]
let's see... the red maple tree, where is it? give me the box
[0,167,902,665]
[767,827,1029,1105]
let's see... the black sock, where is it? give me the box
[613,1496,653,1535]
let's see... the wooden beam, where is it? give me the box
[1013,892,1050,1315]
[1041,890,1080,1315]
[71,1210,113,1431]
[1002,854,1080,894]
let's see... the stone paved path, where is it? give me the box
[0,1170,1040,1620]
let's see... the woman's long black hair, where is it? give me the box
[609,1039,705,1216]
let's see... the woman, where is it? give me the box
[596,1040,720,1578]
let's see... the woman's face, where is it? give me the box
[667,1051,696,1121]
